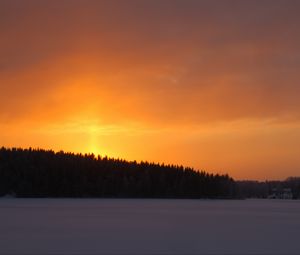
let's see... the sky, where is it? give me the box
[1,0,300,180]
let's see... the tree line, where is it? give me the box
[237,178,300,199]
[0,147,237,198]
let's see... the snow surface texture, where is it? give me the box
[0,199,299,255]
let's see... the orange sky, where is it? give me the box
[1,0,300,180]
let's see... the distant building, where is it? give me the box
[268,188,278,199]
[282,188,293,199]
[268,188,293,199]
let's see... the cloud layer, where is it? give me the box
[1,0,300,179]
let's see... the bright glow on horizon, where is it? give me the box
[1,1,300,180]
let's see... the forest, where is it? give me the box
[1,147,299,199]
[237,178,300,199]
[0,147,237,198]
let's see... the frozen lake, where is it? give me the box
[0,199,299,255]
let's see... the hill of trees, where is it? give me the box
[0,147,237,198]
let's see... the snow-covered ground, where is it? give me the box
[0,198,299,254]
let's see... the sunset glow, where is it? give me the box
[1,0,300,180]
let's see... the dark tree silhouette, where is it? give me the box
[0,147,237,198]
[237,178,300,199]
